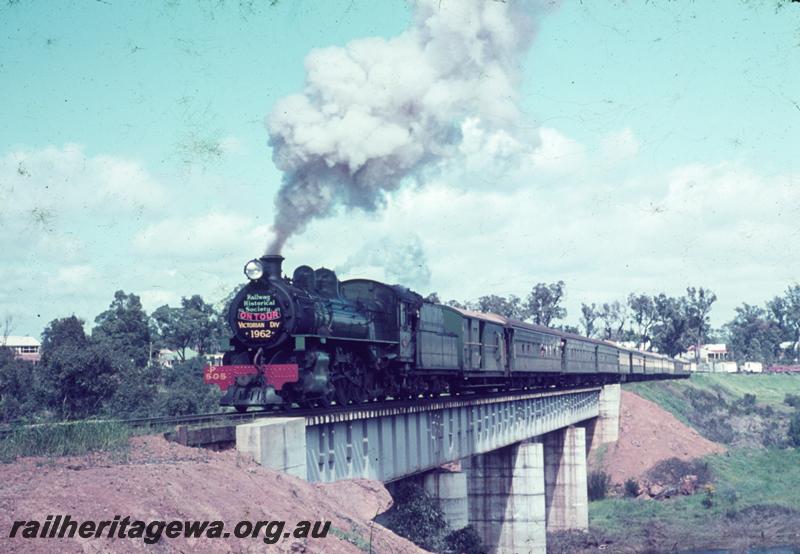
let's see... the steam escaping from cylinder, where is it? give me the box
[265,0,556,253]
[338,235,432,288]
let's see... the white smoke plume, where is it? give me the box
[266,0,556,253]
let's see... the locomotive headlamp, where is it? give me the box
[244,259,264,280]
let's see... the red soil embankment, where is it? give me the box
[589,390,726,484]
[0,436,426,554]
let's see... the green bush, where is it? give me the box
[105,363,162,417]
[784,393,800,409]
[588,471,611,501]
[788,410,800,448]
[647,457,712,487]
[701,485,715,509]
[0,348,38,421]
[623,478,639,498]
[384,482,447,552]
[157,357,220,416]
[718,485,738,506]
[444,526,486,554]
[730,393,758,415]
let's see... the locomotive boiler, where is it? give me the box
[205,255,689,411]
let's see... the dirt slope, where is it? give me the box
[589,390,726,484]
[0,436,427,554]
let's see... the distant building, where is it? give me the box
[0,336,41,364]
[153,348,224,368]
[682,344,737,373]
[691,344,729,363]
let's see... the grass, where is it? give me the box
[587,375,800,551]
[708,448,800,509]
[330,525,372,553]
[0,420,132,462]
[589,449,800,532]
[629,373,800,415]
[589,448,800,550]
[626,380,697,427]
[627,374,800,446]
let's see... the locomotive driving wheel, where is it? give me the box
[346,358,369,405]
[330,360,369,406]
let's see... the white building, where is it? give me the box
[153,348,224,368]
[0,336,41,363]
[683,344,737,373]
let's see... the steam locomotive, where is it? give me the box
[204,255,690,411]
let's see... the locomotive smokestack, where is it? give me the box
[260,254,284,281]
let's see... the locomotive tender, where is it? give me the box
[204,255,689,411]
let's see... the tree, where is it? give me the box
[628,293,657,349]
[39,316,118,419]
[598,301,627,341]
[92,290,151,368]
[1,313,13,342]
[724,304,782,365]
[651,294,690,357]
[217,283,245,316]
[768,285,800,361]
[424,292,441,304]
[580,303,599,337]
[151,295,222,361]
[472,294,525,319]
[525,281,566,327]
[158,357,220,415]
[685,287,717,362]
[0,347,36,421]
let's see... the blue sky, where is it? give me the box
[1,0,798,337]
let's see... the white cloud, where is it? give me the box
[0,144,169,266]
[599,128,640,163]
[47,264,97,293]
[139,289,180,311]
[0,144,167,215]
[133,212,272,259]
[218,136,244,155]
[531,127,587,172]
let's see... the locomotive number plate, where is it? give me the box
[204,364,299,391]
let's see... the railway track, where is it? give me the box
[0,383,608,440]
[0,409,272,440]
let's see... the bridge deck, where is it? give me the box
[304,387,601,482]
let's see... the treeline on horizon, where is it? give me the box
[1,282,799,424]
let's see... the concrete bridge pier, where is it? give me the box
[236,417,307,479]
[465,440,547,554]
[543,426,588,532]
[592,384,621,447]
[423,467,469,531]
